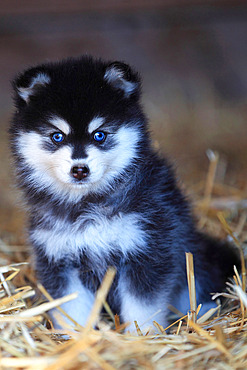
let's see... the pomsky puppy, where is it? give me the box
[10,56,240,331]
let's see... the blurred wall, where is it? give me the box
[0,1,247,238]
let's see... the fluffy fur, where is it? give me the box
[10,56,240,332]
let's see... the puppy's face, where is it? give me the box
[11,57,146,201]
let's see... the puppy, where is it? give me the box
[10,56,240,331]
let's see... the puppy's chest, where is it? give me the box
[30,208,147,261]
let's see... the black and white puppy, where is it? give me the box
[10,56,240,331]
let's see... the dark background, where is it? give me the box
[0,0,247,241]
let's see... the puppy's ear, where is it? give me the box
[104,61,141,98]
[12,67,51,104]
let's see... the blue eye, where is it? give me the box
[51,132,64,143]
[94,131,106,142]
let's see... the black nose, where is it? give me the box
[71,165,90,180]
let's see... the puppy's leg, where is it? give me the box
[119,283,167,333]
[35,256,94,328]
[50,268,95,328]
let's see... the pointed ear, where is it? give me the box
[104,61,141,98]
[13,68,51,104]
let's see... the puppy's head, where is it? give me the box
[10,56,147,202]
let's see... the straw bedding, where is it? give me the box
[0,151,246,369]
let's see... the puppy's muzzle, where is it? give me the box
[71,165,90,181]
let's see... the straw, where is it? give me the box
[186,252,197,324]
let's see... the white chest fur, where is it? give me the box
[30,211,147,261]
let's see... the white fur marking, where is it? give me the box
[88,117,105,134]
[85,125,140,192]
[16,132,78,200]
[50,269,94,328]
[49,116,71,135]
[120,289,166,333]
[17,124,140,202]
[30,212,147,261]
[18,73,50,102]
